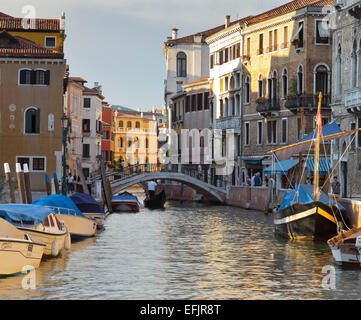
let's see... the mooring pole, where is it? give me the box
[4,163,15,203]
[16,163,26,204]
[53,173,60,195]
[45,174,52,196]
[23,163,32,204]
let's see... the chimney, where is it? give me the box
[60,12,66,31]
[225,15,230,28]
[172,28,178,40]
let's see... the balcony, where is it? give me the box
[216,117,241,133]
[285,94,331,113]
[256,98,280,117]
[345,87,361,113]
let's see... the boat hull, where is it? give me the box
[274,201,339,241]
[57,214,97,239]
[0,239,44,275]
[111,201,140,213]
[84,213,105,229]
[18,227,67,257]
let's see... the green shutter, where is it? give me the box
[25,109,31,133]
[35,108,40,133]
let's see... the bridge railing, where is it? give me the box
[92,163,225,189]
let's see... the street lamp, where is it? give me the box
[61,113,70,195]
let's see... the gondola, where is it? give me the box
[144,190,166,210]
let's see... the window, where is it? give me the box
[283,26,289,48]
[127,121,132,128]
[258,74,263,98]
[224,48,228,63]
[82,144,90,158]
[186,96,190,112]
[145,138,149,149]
[282,68,288,98]
[259,33,264,55]
[204,92,209,110]
[16,156,46,172]
[25,107,40,134]
[336,44,342,97]
[176,52,187,77]
[315,20,330,44]
[19,69,50,85]
[245,76,250,104]
[315,65,329,95]
[257,120,263,145]
[118,120,124,128]
[82,119,90,133]
[297,65,304,94]
[351,40,358,88]
[83,98,91,108]
[297,117,303,140]
[245,122,250,145]
[358,118,361,148]
[45,36,56,48]
[135,121,140,129]
[297,21,304,48]
[267,120,277,144]
[281,118,287,144]
[246,37,251,57]
[210,54,214,69]
[119,137,123,148]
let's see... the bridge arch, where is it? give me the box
[110,172,226,203]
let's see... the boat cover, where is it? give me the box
[278,184,346,214]
[111,192,141,206]
[0,204,54,225]
[33,194,87,218]
[70,193,105,214]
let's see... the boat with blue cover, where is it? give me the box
[0,204,69,257]
[33,195,97,240]
[111,191,142,213]
[70,193,106,229]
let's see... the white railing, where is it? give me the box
[216,117,241,132]
[345,87,361,108]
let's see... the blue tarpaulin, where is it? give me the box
[278,184,346,214]
[307,159,331,175]
[70,193,105,214]
[112,192,141,207]
[297,121,342,143]
[0,204,54,225]
[33,194,87,218]
[264,159,299,175]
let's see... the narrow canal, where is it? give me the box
[1,194,361,300]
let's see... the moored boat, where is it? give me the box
[144,190,166,210]
[327,227,361,266]
[70,193,106,229]
[0,204,68,257]
[111,191,141,213]
[0,216,46,275]
[33,195,97,240]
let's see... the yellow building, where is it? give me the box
[113,110,158,167]
[0,11,66,53]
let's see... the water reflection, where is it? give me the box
[1,202,361,300]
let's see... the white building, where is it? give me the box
[81,82,104,177]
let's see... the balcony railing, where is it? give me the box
[345,87,361,111]
[285,94,331,113]
[256,98,281,115]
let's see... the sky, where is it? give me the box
[3,0,291,111]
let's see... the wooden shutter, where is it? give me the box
[45,70,50,85]
[31,70,36,84]
[35,109,40,133]
[20,70,26,84]
[25,110,31,133]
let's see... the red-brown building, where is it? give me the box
[101,102,114,165]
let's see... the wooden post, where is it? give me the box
[4,163,15,203]
[16,163,26,204]
[53,173,60,194]
[23,163,32,204]
[97,155,113,213]
[298,152,303,185]
[76,158,89,195]
[107,179,113,199]
[45,174,52,196]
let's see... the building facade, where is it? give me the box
[101,102,115,166]
[331,0,361,197]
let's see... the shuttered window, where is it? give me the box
[25,108,40,134]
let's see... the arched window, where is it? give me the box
[315,64,329,96]
[267,72,273,100]
[119,137,123,148]
[118,120,123,128]
[282,68,288,98]
[351,39,358,88]
[19,69,32,85]
[135,121,140,129]
[19,69,50,85]
[229,76,235,91]
[297,65,304,94]
[177,52,187,77]
[258,74,263,97]
[272,70,278,99]
[245,76,250,104]
[127,121,132,128]
[24,107,40,134]
[336,44,342,97]
[35,70,46,85]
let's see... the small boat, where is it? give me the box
[111,191,141,213]
[274,184,347,241]
[33,195,97,240]
[0,204,69,257]
[0,216,46,275]
[144,190,166,210]
[70,193,106,229]
[327,227,361,266]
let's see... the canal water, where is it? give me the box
[1,195,361,300]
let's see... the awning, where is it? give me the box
[291,24,303,43]
[317,21,330,38]
[307,159,331,175]
[264,159,298,175]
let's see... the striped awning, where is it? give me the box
[306,159,331,175]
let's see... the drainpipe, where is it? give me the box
[239,28,245,186]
